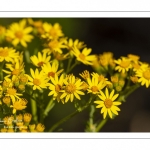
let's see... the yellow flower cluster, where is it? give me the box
[0,18,150,132]
[0,113,45,132]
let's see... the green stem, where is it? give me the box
[66,60,79,74]
[31,98,38,123]
[96,118,108,132]
[48,96,93,132]
[0,61,5,81]
[48,110,78,132]
[43,98,55,118]
[24,49,30,64]
[89,105,95,125]
[66,57,73,74]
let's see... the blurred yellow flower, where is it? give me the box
[65,38,86,53]
[43,38,66,54]
[136,67,150,88]
[0,47,19,62]
[6,19,33,47]
[114,57,132,73]
[42,22,64,40]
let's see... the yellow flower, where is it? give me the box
[2,96,11,105]
[42,38,66,54]
[79,70,90,80]
[114,57,132,73]
[30,52,51,67]
[3,115,14,126]
[87,76,106,94]
[132,61,148,72]
[23,113,32,123]
[1,128,7,132]
[94,88,121,119]
[0,47,19,62]
[27,18,44,34]
[6,19,33,47]
[60,75,85,103]
[48,74,64,103]
[10,98,27,114]
[91,72,112,86]
[99,52,115,67]
[127,54,140,62]
[3,59,24,79]
[53,51,69,61]
[42,22,64,40]
[136,66,150,88]
[72,47,96,65]
[65,38,86,52]
[36,123,45,132]
[27,68,48,90]
[42,60,63,79]
[5,87,22,103]
[29,124,36,132]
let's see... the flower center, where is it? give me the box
[55,84,61,92]
[13,101,23,110]
[91,86,99,92]
[104,99,113,108]
[143,70,150,80]
[33,78,41,86]
[7,88,16,95]
[79,53,85,60]
[37,61,44,67]
[49,28,57,37]
[0,48,9,57]
[65,83,76,94]
[15,31,23,39]
[12,69,20,75]
[119,61,130,68]
[48,72,55,78]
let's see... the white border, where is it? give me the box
[0,12,150,18]
[1,0,150,11]
[0,133,150,138]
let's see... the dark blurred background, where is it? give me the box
[1,18,150,132]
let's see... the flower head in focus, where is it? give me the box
[72,47,96,65]
[30,52,51,67]
[27,68,48,90]
[60,75,84,103]
[94,88,121,119]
